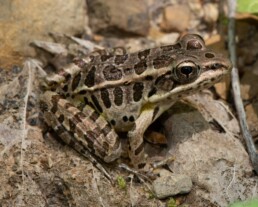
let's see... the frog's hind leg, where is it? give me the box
[40,91,122,179]
[43,111,113,181]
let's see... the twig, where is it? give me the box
[227,0,258,173]
[92,169,108,207]
[226,165,236,199]
[19,60,34,202]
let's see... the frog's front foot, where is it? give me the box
[118,162,157,182]
[119,156,175,182]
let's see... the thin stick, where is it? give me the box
[227,0,258,172]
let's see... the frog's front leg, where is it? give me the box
[128,101,176,169]
[40,91,122,166]
[127,104,159,169]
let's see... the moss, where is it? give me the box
[117,176,127,189]
[167,198,177,207]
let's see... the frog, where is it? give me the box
[39,34,232,178]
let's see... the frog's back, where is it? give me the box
[42,34,232,132]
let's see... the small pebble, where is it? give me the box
[153,171,192,199]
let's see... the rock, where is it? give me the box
[203,3,219,24]
[187,0,203,19]
[240,71,258,132]
[87,0,150,36]
[153,172,192,199]
[163,99,256,206]
[0,0,86,68]
[187,0,203,30]
[160,5,191,33]
[155,33,180,45]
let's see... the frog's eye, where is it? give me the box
[174,61,200,84]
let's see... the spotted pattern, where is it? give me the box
[69,119,76,131]
[72,72,81,91]
[135,142,144,156]
[152,106,159,121]
[89,111,100,121]
[58,69,72,83]
[153,54,173,69]
[100,88,111,108]
[145,75,153,81]
[84,133,94,149]
[110,119,116,126]
[133,49,150,75]
[75,111,86,120]
[63,84,68,92]
[103,65,122,81]
[123,116,128,122]
[148,87,157,97]
[91,95,103,113]
[138,49,150,60]
[113,87,123,106]
[85,66,96,87]
[134,60,148,75]
[56,124,65,135]
[114,54,128,65]
[64,73,72,82]
[101,124,112,136]
[129,116,135,122]
[83,97,89,105]
[78,89,87,95]
[133,82,144,102]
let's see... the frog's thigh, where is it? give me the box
[40,91,122,163]
[81,104,122,162]
[42,110,114,180]
[43,110,97,162]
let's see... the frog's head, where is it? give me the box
[149,35,232,102]
[171,49,232,85]
[163,48,232,101]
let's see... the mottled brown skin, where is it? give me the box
[40,34,232,172]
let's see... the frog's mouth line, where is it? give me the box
[149,66,230,103]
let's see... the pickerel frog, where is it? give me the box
[40,34,232,177]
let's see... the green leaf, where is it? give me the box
[237,0,258,14]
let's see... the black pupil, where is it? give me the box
[181,66,193,75]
